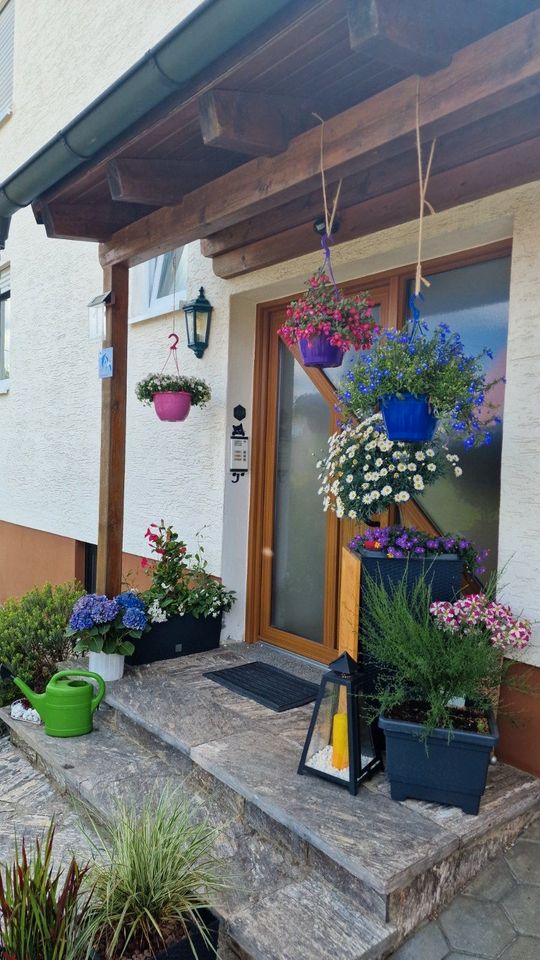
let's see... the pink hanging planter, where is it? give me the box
[152,391,192,422]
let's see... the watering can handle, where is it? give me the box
[49,670,106,713]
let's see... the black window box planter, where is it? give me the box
[91,908,220,960]
[127,613,222,666]
[379,711,498,815]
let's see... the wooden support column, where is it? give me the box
[95,262,129,596]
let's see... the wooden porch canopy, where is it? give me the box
[3,0,540,596]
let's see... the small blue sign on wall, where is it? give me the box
[98,347,113,379]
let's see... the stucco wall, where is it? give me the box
[1,2,540,669]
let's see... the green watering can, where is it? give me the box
[0,663,105,738]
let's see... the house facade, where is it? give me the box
[1,0,540,774]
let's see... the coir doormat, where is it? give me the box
[204,661,319,712]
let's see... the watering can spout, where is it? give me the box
[0,662,45,714]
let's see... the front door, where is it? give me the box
[247,246,510,662]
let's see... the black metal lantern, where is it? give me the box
[183,287,212,359]
[298,652,382,795]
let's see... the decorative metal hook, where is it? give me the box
[168,332,180,350]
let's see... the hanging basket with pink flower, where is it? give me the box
[279,269,378,369]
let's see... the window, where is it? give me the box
[0,264,10,390]
[129,247,187,323]
[0,0,14,123]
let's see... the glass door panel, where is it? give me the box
[409,257,511,580]
[271,343,331,642]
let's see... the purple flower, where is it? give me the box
[92,597,120,624]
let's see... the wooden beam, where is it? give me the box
[346,0,452,74]
[198,88,310,156]
[96,263,129,597]
[100,9,540,268]
[42,202,156,243]
[211,135,539,277]
[202,95,540,257]
[345,0,533,75]
[107,158,235,205]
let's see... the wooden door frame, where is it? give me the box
[245,239,512,660]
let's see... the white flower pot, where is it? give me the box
[88,652,125,682]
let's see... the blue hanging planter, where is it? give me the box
[380,393,438,442]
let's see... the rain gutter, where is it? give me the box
[0,0,294,248]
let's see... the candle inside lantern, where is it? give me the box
[332,712,349,770]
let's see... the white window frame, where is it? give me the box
[129,248,187,325]
[0,0,15,126]
[0,262,10,393]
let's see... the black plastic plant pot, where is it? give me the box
[379,712,498,815]
[91,909,220,960]
[127,613,222,666]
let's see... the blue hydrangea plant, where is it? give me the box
[65,591,148,656]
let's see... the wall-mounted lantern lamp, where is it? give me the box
[184,287,212,359]
[88,291,114,342]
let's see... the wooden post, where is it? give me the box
[337,546,361,660]
[95,262,129,596]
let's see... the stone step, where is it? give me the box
[98,646,540,939]
[0,707,397,960]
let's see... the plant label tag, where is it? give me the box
[98,347,113,379]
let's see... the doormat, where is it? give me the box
[204,661,319,712]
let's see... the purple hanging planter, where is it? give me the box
[299,333,344,368]
[380,393,438,441]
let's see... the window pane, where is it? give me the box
[410,257,511,580]
[129,248,186,319]
[0,0,15,120]
[271,343,329,643]
[0,296,9,379]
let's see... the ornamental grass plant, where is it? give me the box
[361,573,508,735]
[135,374,211,408]
[339,322,502,447]
[0,822,91,960]
[83,791,227,960]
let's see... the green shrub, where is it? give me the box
[0,581,84,706]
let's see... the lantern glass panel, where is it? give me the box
[303,678,351,783]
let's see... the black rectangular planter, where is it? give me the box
[127,613,222,666]
[379,711,498,815]
[91,908,220,960]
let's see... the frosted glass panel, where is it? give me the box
[412,257,510,580]
[271,343,329,642]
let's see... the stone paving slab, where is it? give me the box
[0,734,89,866]
[390,816,540,959]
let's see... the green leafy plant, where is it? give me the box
[65,593,148,657]
[0,822,91,960]
[142,522,235,624]
[84,791,227,959]
[339,322,501,447]
[0,581,84,706]
[135,374,211,408]
[361,573,505,734]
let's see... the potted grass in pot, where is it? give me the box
[85,791,226,960]
[362,573,531,814]
[127,522,235,666]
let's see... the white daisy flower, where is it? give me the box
[346,474,353,483]
[454,466,463,477]
[426,448,435,457]
[381,485,392,496]
[349,491,357,500]
[427,463,436,472]
[397,463,407,472]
